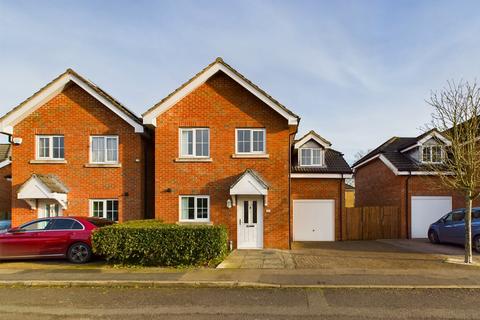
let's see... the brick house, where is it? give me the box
[143,58,352,249]
[0,58,351,249]
[0,69,146,226]
[353,129,463,239]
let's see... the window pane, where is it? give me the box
[92,137,105,163]
[21,220,51,231]
[71,221,83,230]
[252,201,257,224]
[432,146,442,163]
[52,136,64,159]
[312,149,321,165]
[39,137,50,158]
[196,197,208,219]
[238,130,251,153]
[106,137,118,162]
[50,219,74,230]
[105,200,118,221]
[195,129,209,157]
[301,149,311,165]
[243,201,249,224]
[181,130,193,156]
[93,201,104,218]
[181,197,189,220]
[188,197,195,220]
[253,130,264,152]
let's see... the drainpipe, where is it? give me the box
[405,171,411,239]
[339,176,343,240]
[288,122,299,250]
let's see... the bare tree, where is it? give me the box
[427,80,480,264]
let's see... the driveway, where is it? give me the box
[219,240,479,270]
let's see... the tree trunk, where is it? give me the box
[465,193,473,264]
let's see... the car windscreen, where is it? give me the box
[87,218,114,227]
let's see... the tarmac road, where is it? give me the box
[0,287,478,319]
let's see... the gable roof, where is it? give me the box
[294,130,332,149]
[352,129,450,174]
[143,57,300,126]
[0,69,144,134]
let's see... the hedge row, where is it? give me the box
[92,220,228,266]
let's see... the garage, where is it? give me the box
[293,199,335,241]
[411,196,452,238]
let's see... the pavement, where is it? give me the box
[0,240,479,288]
[0,287,479,319]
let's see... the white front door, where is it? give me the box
[237,196,263,249]
[38,201,63,218]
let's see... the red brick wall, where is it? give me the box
[355,158,467,238]
[0,164,11,219]
[153,72,293,249]
[291,178,345,240]
[11,83,145,226]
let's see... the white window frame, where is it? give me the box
[179,128,210,158]
[89,199,119,221]
[299,148,324,167]
[178,195,210,222]
[421,145,444,164]
[36,135,65,160]
[235,128,266,154]
[89,136,119,164]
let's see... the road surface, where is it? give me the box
[0,287,478,319]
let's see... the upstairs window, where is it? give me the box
[36,135,64,160]
[236,129,266,154]
[180,128,209,158]
[90,136,118,164]
[422,145,443,163]
[299,148,323,166]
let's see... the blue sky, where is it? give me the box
[1,0,480,162]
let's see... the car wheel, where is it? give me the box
[67,243,92,264]
[428,230,439,244]
[474,236,480,253]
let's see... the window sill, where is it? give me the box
[231,154,269,159]
[177,221,212,225]
[29,160,67,164]
[84,163,122,168]
[174,158,213,163]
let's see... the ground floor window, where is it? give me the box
[90,199,119,221]
[179,196,209,222]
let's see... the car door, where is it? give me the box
[437,212,455,243]
[0,219,52,257]
[38,218,78,255]
[449,210,466,245]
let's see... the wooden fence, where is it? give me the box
[345,206,400,240]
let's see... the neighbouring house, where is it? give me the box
[0,144,11,220]
[344,182,355,208]
[290,131,352,241]
[0,69,147,226]
[353,129,463,239]
[0,58,352,249]
[143,58,352,249]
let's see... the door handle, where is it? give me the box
[239,219,242,225]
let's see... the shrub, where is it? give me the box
[92,220,228,267]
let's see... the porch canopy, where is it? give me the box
[17,174,69,210]
[230,169,269,201]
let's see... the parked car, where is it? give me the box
[0,217,113,263]
[0,220,11,231]
[428,208,480,252]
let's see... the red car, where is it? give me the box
[0,217,113,264]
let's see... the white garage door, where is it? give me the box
[293,200,335,241]
[411,196,452,238]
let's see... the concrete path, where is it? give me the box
[217,249,295,269]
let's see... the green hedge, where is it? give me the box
[92,220,228,266]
